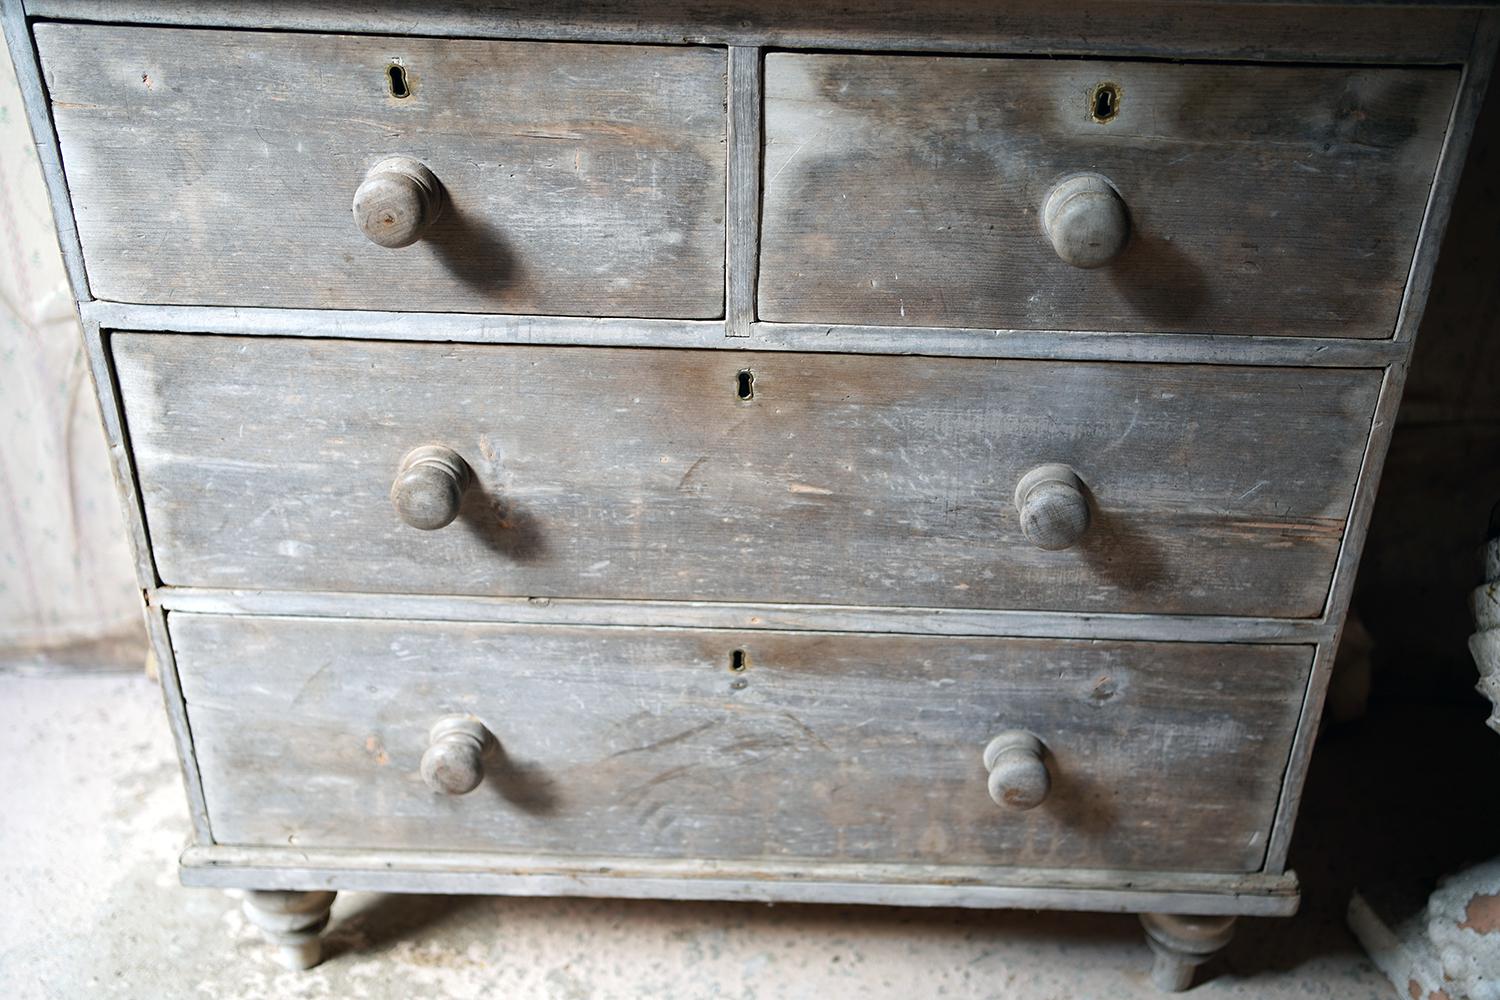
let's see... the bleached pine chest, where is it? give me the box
[6,0,1495,989]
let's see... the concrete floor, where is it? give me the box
[4,670,1473,1000]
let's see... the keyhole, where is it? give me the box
[1090,82,1120,124]
[387,63,411,99]
[736,370,755,401]
[730,649,748,672]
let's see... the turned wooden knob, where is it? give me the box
[391,445,471,530]
[1042,173,1129,268]
[1014,464,1090,551]
[983,730,1050,810]
[420,716,494,795]
[352,156,444,248]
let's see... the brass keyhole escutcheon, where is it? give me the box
[1090,82,1121,124]
[387,62,412,99]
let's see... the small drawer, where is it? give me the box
[34,24,726,318]
[172,613,1311,873]
[113,333,1379,617]
[759,53,1457,338]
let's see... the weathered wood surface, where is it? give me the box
[155,588,1330,644]
[350,156,445,249]
[80,298,1413,366]
[114,334,1380,617]
[389,445,472,530]
[143,600,213,842]
[1041,174,1131,270]
[20,1,1482,65]
[759,54,1457,338]
[178,843,1302,916]
[241,889,336,971]
[171,613,1311,872]
[1263,12,1500,872]
[1141,913,1238,992]
[1014,464,1091,552]
[725,47,761,338]
[34,24,726,317]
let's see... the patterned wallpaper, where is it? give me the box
[0,41,144,661]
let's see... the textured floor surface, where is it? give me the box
[6,671,1491,1000]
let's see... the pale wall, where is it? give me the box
[0,39,144,662]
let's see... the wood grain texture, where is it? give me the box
[241,889,336,971]
[34,23,726,317]
[20,1,1481,65]
[759,54,1457,338]
[1391,9,1500,352]
[1141,913,1238,991]
[154,588,1330,644]
[113,334,1381,617]
[178,843,1301,916]
[725,47,761,337]
[170,612,1311,873]
[1264,14,1500,870]
[79,300,1410,367]
[142,599,214,843]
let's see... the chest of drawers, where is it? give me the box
[7,0,1495,990]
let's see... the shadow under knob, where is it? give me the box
[352,156,444,248]
[1042,173,1129,268]
[391,445,472,530]
[983,730,1051,810]
[1014,463,1090,551]
[420,716,495,796]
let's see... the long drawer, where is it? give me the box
[113,333,1380,616]
[171,613,1311,873]
[34,24,726,318]
[758,53,1456,338]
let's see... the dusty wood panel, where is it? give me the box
[77,320,156,588]
[81,299,1409,366]
[141,601,213,842]
[85,302,730,348]
[177,845,1301,916]
[155,587,1329,644]
[33,24,726,317]
[750,322,1406,368]
[1264,14,1500,871]
[113,335,1381,617]
[725,46,761,338]
[759,54,1457,339]
[1399,19,1500,402]
[179,842,1304,896]
[20,1,1481,65]
[79,321,214,839]
[1392,9,1500,351]
[170,613,1311,873]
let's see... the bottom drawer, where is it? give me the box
[171,613,1310,873]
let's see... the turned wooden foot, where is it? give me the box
[1139,913,1237,992]
[242,890,337,970]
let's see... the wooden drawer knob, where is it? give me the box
[420,716,494,795]
[983,730,1050,810]
[391,445,471,530]
[1015,463,1090,551]
[353,156,444,248]
[1042,173,1129,268]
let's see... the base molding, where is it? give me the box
[181,844,1299,917]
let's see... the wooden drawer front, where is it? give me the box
[172,613,1310,873]
[759,53,1456,338]
[115,334,1379,616]
[34,24,726,318]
